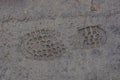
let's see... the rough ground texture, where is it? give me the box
[0,0,120,80]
